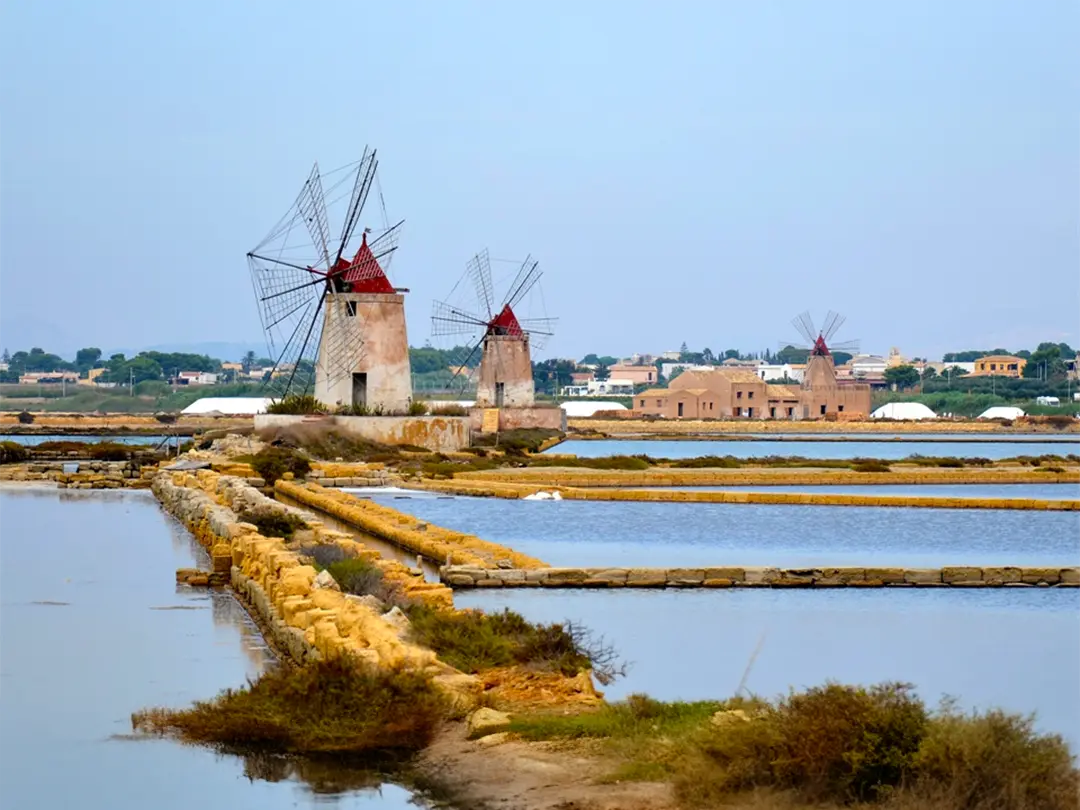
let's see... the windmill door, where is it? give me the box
[352,373,368,407]
[495,382,505,408]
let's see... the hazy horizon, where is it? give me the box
[2,1,1077,363]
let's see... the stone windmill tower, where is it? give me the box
[247,149,412,411]
[431,249,556,407]
[786,311,860,391]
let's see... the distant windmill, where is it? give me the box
[780,311,860,389]
[431,249,556,406]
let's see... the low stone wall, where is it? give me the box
[275,480,548,569]
[412,478,1079,511]
[254,414,471,453]
[468,406,566,433]
[441,565,1080,589]
[0,460,153,488]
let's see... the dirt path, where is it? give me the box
[417,723,675,810]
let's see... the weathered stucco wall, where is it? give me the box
[475,334,535,407]
[442,565,1080,589]
[314,292,412,412]
[254,414,471,452]
[467,406,566,433]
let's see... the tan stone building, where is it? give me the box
[971,354,1026,378]
[634,356,870,420]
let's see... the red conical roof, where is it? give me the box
[487,304,523,338]
[337,233,395,294]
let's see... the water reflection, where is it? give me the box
[0,489,425,809]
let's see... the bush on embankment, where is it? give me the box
[471,428,563,454]
[237,506,307,540]
[132,657,444,756]
[246,446,311,485]
[509,682,1079,810]
[0,441,29,464]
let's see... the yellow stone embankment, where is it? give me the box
[568,417,1080,435]
[413,476,1079,511]
[152,470,474,695]
[275,480,548,568]
[0,412,251,432]
[454,467,1080,488]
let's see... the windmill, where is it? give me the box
[780,311,860,389]
[247,149,412,410]
[430,249,556,407]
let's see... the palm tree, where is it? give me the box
[242,350,256,374]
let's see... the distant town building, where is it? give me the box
[175,371,219,385]
[756,363,804,383]
[606,363,657,386]
[561,378,635,397]
[78,367,106,386]
[971,355,1026,378]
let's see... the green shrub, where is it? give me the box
[237,507,307,540]
[911,702,1078,809]
[249,446,311,485]
[131,657,444,755]
[406,401,429,416]
[429,403,468,416]
[16,410,34,424]
[89,441,135,461]
[0,441,29,464]
[472,428,563,453]
[405,606,603,679]
[852,460,892,473]
[325,557,386,599]
[266,395,329,415]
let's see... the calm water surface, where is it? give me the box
[637,483,1080,499]
[0,433,173,446]
[363,493,1080,568]
[549,438,1079,461]
[0,488,419,809]
[458,588,1080,747]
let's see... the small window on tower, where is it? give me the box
[346,301,357,317]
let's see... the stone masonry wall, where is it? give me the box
[441,565,1080,589]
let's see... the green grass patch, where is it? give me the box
[131,657,444,756]
[525,455,651,471]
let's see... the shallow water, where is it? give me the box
[0,488,420,809]
[361,493,1080,568]
[705,432,1080,443]
[0,433,173,446]
[637,483,1080,499]
[458,588,1080,747]
[549,438,1079,460]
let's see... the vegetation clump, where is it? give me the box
[429,403,468,416]
[508,682,1079,810]
[16,410,34,424]
[237,507,307,540]
[0,440,29,464]
[472,428,563,453]
[249,446,311,485]
[852,459,892,473]
[406,401,429,416]
[266,395,329,415]
[132,657,444,756]
[405,605,622,683]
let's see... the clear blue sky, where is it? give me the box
[2,0,1077,363]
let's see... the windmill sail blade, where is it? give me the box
[828,339,860,354]
[467,250,495,321]
[519,317,558,336]
[336,149,377,264]
[295,163,332,273]
[777,340,811,352]
[821,311,846,342]
[431,300,488,336]
[504,257,541,310]
[792,312,817,345]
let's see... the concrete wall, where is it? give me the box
[467,406,566,433]
[442,565,1080,589]
[314,292,412,412]
[254,414,471,452]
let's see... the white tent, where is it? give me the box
[560,401,628,418]
[180,397,273,416]
[978,406,1024,420]
[870,402,937,420]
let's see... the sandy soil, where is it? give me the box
[418,723,676,810]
